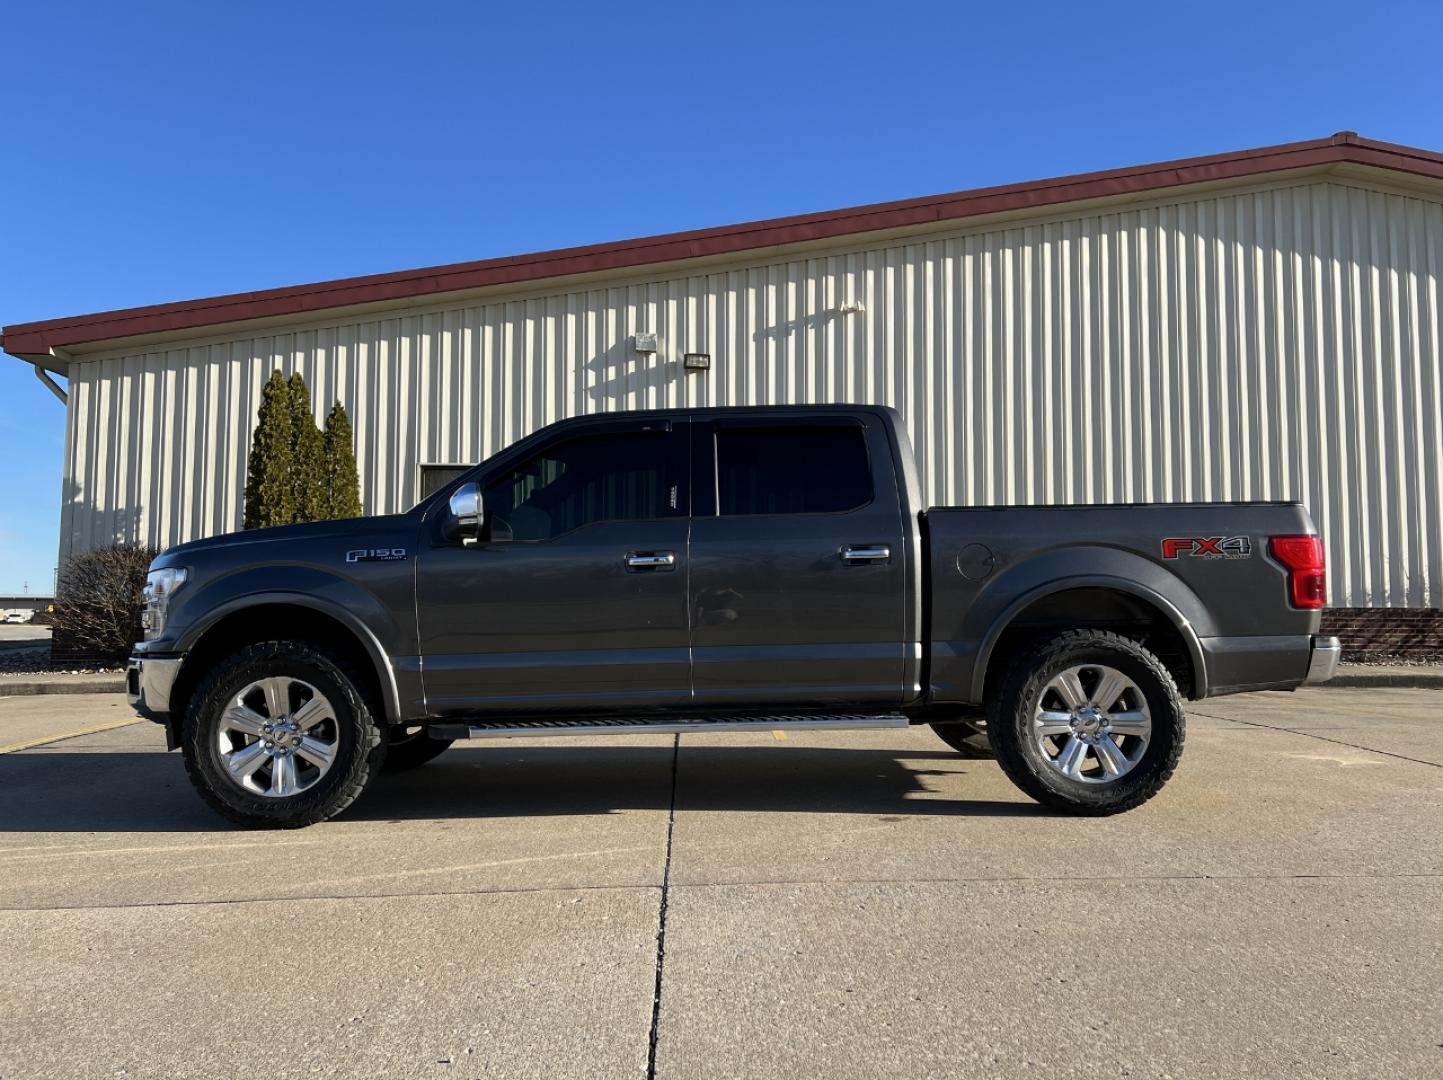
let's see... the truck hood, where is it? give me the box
[156,515,412,562]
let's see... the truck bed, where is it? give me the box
[922,500,1322,703]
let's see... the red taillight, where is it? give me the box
[1270,535,1326,609]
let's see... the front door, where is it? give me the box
[417,420,690,716]
[687,414,908,707]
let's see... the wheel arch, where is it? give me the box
[169,595,401,731]
[971,576,1207,703]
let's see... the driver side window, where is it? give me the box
[483,431,670,541]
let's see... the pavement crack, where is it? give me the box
[663,871,1443,890]
[646,733,680,1080]
[0,881,655,913]
[4,871,1440,914]
[1192,710,1442,769]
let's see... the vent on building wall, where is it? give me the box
[420,464,473,499]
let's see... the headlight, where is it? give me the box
[141,567,188,641]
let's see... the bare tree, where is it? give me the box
[53,545,159,661]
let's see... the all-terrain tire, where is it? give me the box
[986,629,1185,815]
[182,640,386,828]
[381,725,455,772]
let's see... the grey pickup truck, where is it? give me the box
[129,404,1338,827]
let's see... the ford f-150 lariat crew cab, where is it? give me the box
[128,405,1339,827]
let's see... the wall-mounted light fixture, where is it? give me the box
[633,332,657,354]
[836,300,866,315]
[683,352,711,371]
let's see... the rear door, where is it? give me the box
[687,413,907,707]
[416,419,691,715]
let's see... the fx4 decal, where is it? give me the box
[1161,536,1251,560]
[346,547,408,563]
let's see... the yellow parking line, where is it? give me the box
[772,730,787,741]
[0,716,143,755]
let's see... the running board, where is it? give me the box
[429,713,911,741]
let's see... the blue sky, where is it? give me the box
[2,0,1439,592]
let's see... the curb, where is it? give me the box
[0,679,127,698]
[1325,671,1443,690]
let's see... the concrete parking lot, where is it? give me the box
[1,689,1441,1079]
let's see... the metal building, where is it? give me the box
[6,132,1443,633]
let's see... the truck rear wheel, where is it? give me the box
[986,629,1184,815]
[181,640,386,828]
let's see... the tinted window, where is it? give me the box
[484,433,669,541]
[715,425,871,516]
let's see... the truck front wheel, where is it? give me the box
[986,629,1185,815]
[181,640,386,828]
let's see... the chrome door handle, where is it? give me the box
[841,545,891,562]
[625,551,676,569]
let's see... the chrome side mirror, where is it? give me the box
[444,482,482,543]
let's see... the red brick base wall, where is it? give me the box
[1320,608,1443,660]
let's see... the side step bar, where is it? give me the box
[429,713,911,741]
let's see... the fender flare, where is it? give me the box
[968,574,1209,702]
[176,590,403,724]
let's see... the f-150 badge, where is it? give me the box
[346,548,408,563]
[1161,537,1251,560]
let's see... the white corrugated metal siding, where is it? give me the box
[61,179,1443,608]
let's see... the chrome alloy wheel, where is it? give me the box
[1033,664,1152,784]
[215,677,340,798]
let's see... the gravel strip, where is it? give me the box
[0,646,123,677]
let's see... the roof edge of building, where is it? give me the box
[8,131,1442,368]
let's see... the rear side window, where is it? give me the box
[715,425,872,516]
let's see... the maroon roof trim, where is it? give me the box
[7,132,1443,360]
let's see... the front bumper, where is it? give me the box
[127,655,183,718]
[1304,635,1342,685]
